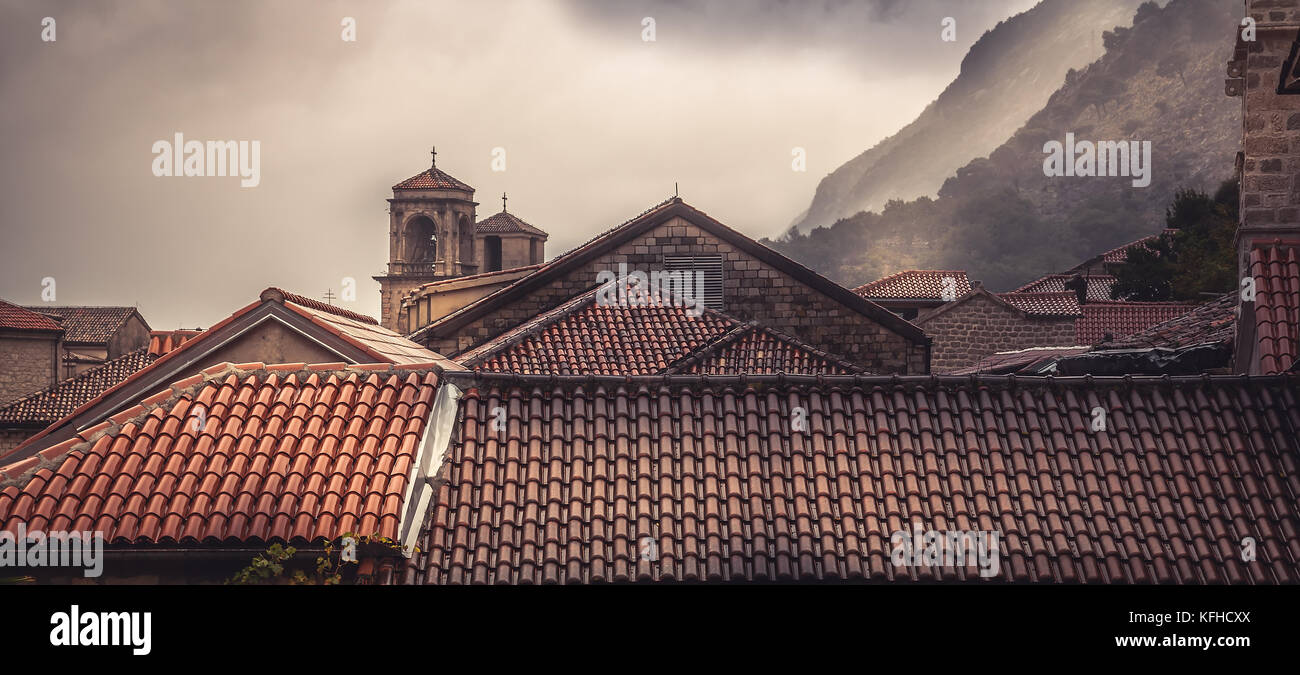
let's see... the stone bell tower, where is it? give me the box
[1227,3,1300,373]
[373,148,479,330]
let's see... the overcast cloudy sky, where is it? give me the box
[0,0,1038,328]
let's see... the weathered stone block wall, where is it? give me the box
[1239,11,1300,220]
[917,294,1077,372]
[0,428,34,456]
[425,216,929,373]
[0,335,59,405]
[106,315,152,359]
[1239,2,1300,235]
[500,236,534,270]
[377,276,429,332]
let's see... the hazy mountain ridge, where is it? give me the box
[792,0,1146,232]
[767,0,1240,292]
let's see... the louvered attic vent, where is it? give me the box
[662,254,724,311]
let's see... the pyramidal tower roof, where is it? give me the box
[392,147,474,192]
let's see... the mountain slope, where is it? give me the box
[767,0,1239,293]
[792,0,1145,232]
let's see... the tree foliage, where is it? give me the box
[1110,180,1238,301]
[227,533,411,585]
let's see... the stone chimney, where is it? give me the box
[1063,274,1088,306]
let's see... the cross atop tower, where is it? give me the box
[323,288,337,304]
[430,146,437,168]
[502,192,508,212]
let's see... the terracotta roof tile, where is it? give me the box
[392,166,473,192]
[1250,241,1300,374]
[411,198,928,348]
[147,330,203,357]
[997,292,1082,317]
[405,372,1300,584]
[0,290,460,465]
[0,363,442,545]
[853,270,971,300]
[1075,301,1198,345]
[459,281,864,376]
[476,211,547,236]
[1098,292,1237,350]
[0,349,156,425]
[20,306,139,344]
[667,324,866,375]
[1012,275,1116,301]
[0,300,63,332]
[458,283,736,375]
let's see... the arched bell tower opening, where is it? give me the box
[401,215,438,272]
[373,148,479,330]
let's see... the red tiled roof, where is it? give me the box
[405,372,1300,584]
[667,324,865,375]
[476,211,547,237]
[853,270,971,300]
[392,166,474,192]
[0,290,459,465]
[0,363,444,545]
[1011,275,1116,301]
[1075,301,1198,345]
[411,198,927,348]
[458,284,736,375]
[997,292,1082,317]
[0,300,63,333]
[0,349,156,426]
[148,330,202,357]
[1098,292,1237,350]
[1251,241,1300,374]
[21,306,140,344]
[458,281,863,376]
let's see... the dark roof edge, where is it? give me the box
[440,370,1297,388]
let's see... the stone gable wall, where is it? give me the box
[917,294,1077,372]
[0,335,59,405]
[423,216,928,374]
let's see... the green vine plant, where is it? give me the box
[226,533,414,585]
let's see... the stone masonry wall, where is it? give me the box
[0,335,58,405]
[424,215,929,374]
[378,276,430,332]
[106,315,151,360]
[1239,1,1300,234]
[917,294,1077,372]
[1234,2,1300,372]
[0,428,34,456]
